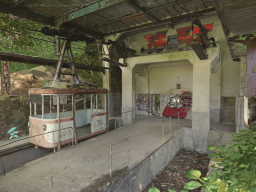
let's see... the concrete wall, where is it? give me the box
[120,14,240,125]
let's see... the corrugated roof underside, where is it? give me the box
[1,0,216,34]
[225,6,256,35]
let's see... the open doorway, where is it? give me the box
[221,97,235,124]
[152,94,160,116]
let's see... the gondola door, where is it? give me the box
[90,93,107,134]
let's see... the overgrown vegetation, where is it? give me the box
[0,13,103,87]
[149,125,256,192]
[229,33,256,52]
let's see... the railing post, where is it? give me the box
[115,117,116,130]
[110,146,112,177]
[53,131,56,153]
[57,94,61,151]
[178,111,180,128]
[169,116,172,133]
[162,121,164,139]
[127,139,129,167]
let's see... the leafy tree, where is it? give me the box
[229,33,256,52]
[74,42,104,88]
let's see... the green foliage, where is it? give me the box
[229,33,256,52]
[186,170,201,179]
[184,181,202,190]
[149,126,256,192]
[149,187,160,192]
[74,42,103,88]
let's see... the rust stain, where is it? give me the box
[29,88,108,95]
[91,112,108,117]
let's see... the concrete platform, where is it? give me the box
[0,116,236,192]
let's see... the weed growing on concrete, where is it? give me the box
[149,126,256,192]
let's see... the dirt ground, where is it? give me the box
[142,149,210,192]
[0,95,30,141]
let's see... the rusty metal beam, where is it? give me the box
[100,58,127,67]
[126,1,159,23]
[0,52,110,72]
[55,0,128,27]
[105,7,215,36]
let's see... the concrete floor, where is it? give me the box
[0,116,236,192]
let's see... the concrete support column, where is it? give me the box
[192,61,211,153]
[102,45,111,119]
[240,57,247,96]
[236,57,248,132]
[121,60,134,126]
[102,45,111,91]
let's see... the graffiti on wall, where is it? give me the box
[162,91,192,119]
[136,94,153,113]
[177,24,213,47]
[144,31,167,49]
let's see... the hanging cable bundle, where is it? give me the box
[41,26,96,44]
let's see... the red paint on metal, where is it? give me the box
[43,117,73,124]
[91,112,108,117]
[144,31,167,49]
[247,38,256,97]
[29,88,108,95]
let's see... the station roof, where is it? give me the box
[0,0,216,38]
[213,0,256,36]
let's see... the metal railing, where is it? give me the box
[109,139,129,177]
[111,109,138,130]
[161,110,192,139]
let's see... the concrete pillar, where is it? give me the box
[120,58,135,125]
[102,45,111,91]
[236,57,248,132]
[192,60,211,153]
[102,45,111,118]
[240,57,247,96]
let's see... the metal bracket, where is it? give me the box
[51,40,80,85]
